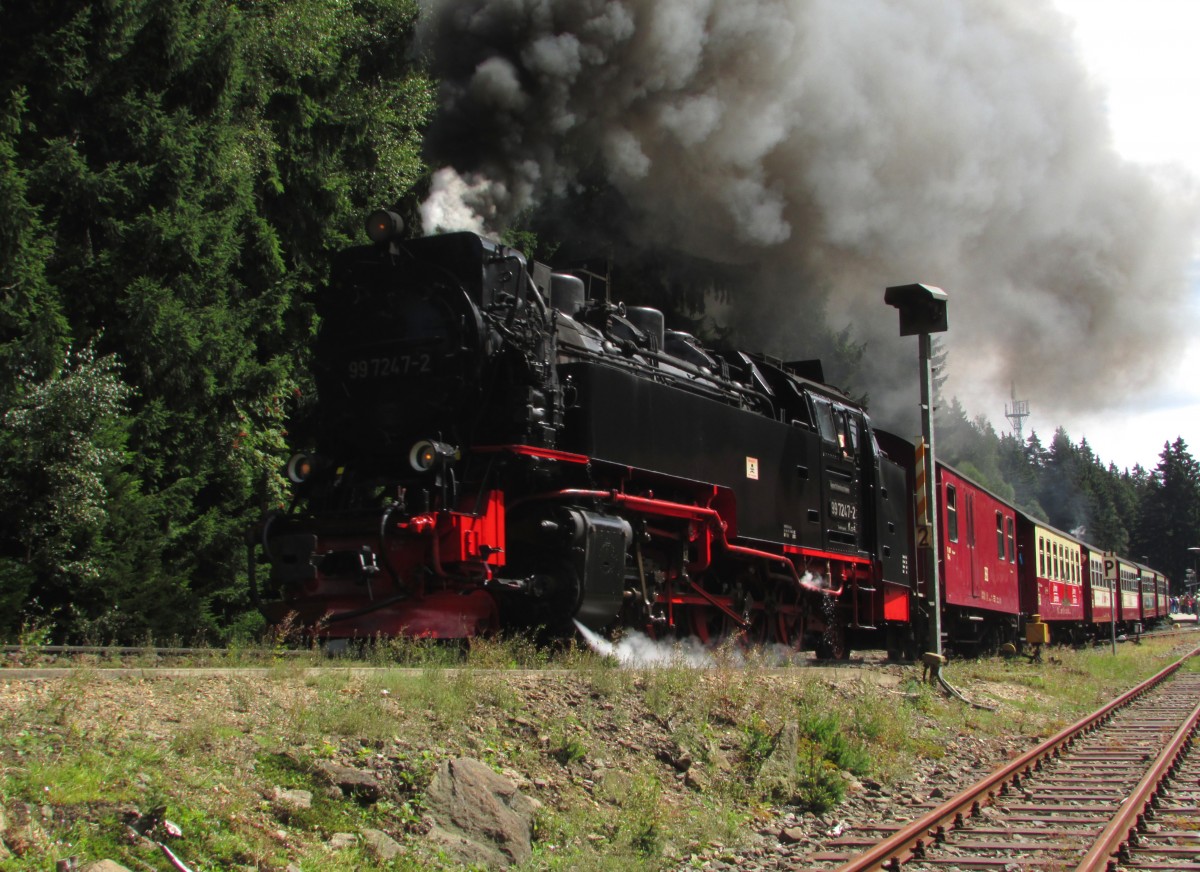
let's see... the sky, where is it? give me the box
[1040,0,1200,470]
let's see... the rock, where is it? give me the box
[81,863,134,872]
[328,832,357,851]
[425,757,541,867]
[684,767,710,792]
[360,827,403,861]
[779,826,807,844]
[314,761,381,804]
[269,787,313,814]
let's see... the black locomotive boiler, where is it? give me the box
[255,211,915,656]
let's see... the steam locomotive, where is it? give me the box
[253,212,1169,656]
[254,211,915,656]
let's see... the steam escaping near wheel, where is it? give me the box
[572,621,806,668]
[573,621,716,668]
[799,571,830,593]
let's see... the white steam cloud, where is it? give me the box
[418,0,1200,431]
[573,621,717,667]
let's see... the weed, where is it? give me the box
[794,738,845,813]
[739,712,775,777]
[550,721,588,766]
[17,610,53,649]
[796,707,871,775]
[169,716,241,756]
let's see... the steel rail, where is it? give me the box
[1071,686,1200,871]
[832,644,1200,872]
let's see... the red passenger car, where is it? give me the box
[1135,564,1167,626]
[1017,516,1086,641]
[1104,553,1143,634]
[1082,545,1114,630]
[936,466,1021,651]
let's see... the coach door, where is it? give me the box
[965,490,978,597]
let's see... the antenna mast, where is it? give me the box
[1005,383,1030,440]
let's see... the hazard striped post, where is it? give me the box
[914,438,928,528]
[916,333,942,666]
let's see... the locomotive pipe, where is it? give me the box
[514,488,845,597]
[322,593,410,624]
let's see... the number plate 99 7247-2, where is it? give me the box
[828,499,860,534]
[346,354,433,379]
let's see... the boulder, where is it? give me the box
[360,827,403,861]
[269,787,313,818]
[424,757,540,867]
[328,832,357,851]
[313,761,381,803]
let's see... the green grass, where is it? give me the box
[0,631,1193,871]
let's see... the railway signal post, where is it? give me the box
[885,283,948,680]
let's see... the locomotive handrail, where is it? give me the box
[555,336,772,410]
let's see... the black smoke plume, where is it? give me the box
[417,0,1199,432]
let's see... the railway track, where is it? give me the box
[806,646,1200,871]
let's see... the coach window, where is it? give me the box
[945,485,958,543]
[995,512,1004,559]
[1006,517,1016,562]
[1039,537,1045,576]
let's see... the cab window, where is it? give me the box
[813,398,837,445]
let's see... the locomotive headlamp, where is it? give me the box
[409,439,457,473]
[365,209,405,244]
[286,452,316,484]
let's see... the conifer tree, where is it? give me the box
[1132,439,1200,592]
[0,0,431,640]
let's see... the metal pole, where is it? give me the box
[1110,570,1116,656]
[919,332,942,659]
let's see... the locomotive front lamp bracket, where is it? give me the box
[885,283,948,336]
